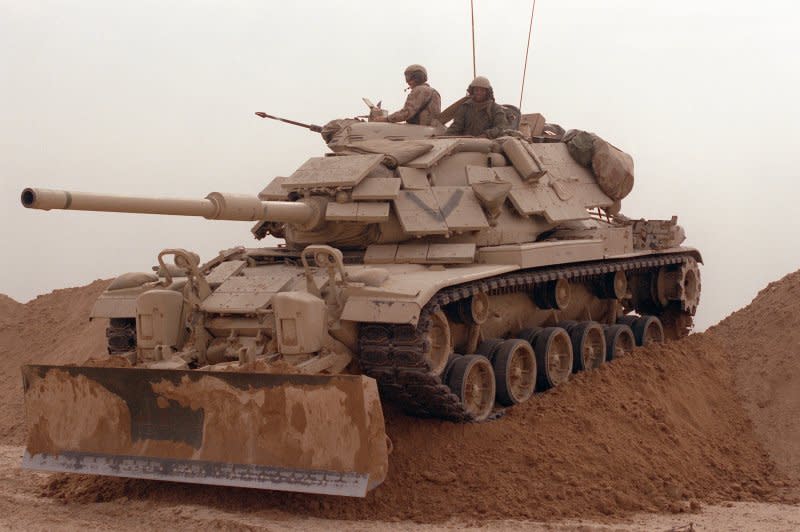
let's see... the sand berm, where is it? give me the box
[0,272,798,524]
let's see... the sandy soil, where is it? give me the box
[707,270,800,486]
[1,269,799,529]
[0,280,109,445]
[0,444,797,531]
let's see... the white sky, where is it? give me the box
[1,0,799,331]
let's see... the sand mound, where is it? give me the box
[0,295,24,327]
[2,270,799,523]
[0,280,110,445]
[708,269,800,484]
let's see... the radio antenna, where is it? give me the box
[519,0,537,112]
[470,0,477,78]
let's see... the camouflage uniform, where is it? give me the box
[387,83,442,126]
[445,99,509,139]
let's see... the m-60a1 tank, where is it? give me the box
[19,107,701,498]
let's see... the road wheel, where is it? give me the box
[517,327,542,346]
[447,355,496,421]
[477,338,504,359]
[604,324,635,360]
[423,310,452,375]
[568,322,606,371]
[533,327,573,390]
[632,315,664,346]
[493,339,537,406]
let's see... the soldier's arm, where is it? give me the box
[484,104,510,139]
[387,86,428,123]
[445,105,467,135]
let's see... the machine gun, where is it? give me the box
[254,111,323,132]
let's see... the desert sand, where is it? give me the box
[1,271,798,530]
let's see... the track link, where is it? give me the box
[358,252,696,421]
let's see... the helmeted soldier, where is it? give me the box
[445,76,509,139]
[375,64,442,126]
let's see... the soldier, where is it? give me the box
[445,76,509,139]
[375,64,442,126]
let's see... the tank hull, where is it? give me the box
[21,243,701,495]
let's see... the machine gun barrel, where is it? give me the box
[21,187,315,224]
[254,111,323,133]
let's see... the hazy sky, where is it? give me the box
[1,0,799,331]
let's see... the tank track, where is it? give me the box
[358,252,696,421]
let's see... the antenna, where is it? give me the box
[470,0,477,78]
[519,0,537,112]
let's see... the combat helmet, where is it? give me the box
[404,64,428,84]
[468,76,494,99]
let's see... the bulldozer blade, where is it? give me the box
[21,364,388,497]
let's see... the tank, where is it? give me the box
[18,106,701,498]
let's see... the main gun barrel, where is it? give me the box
[21,187,315,225]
